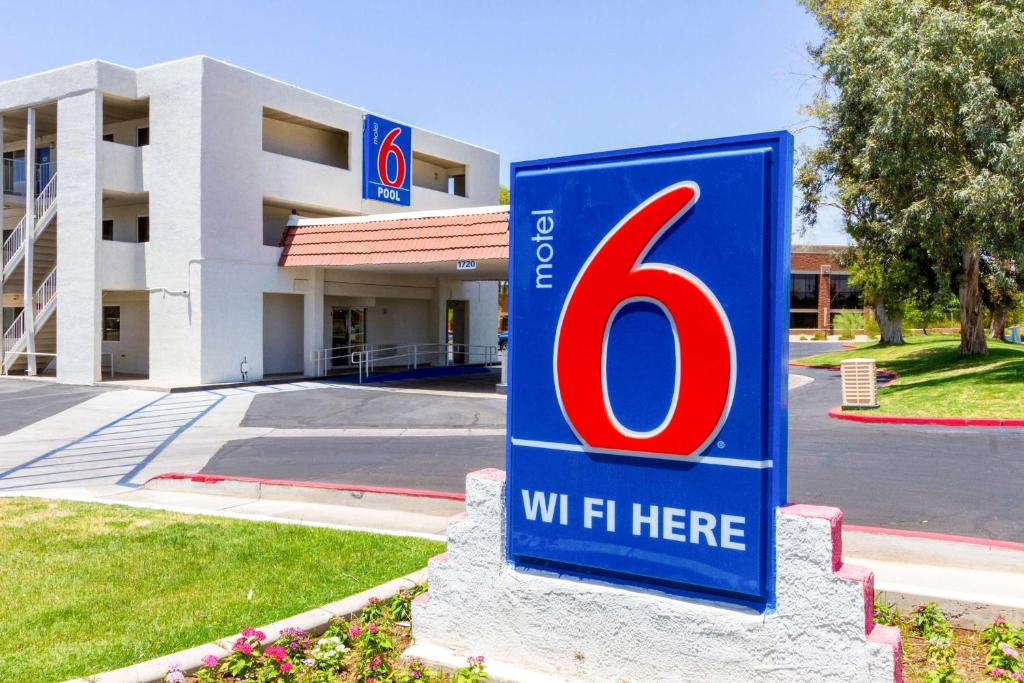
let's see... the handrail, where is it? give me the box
[311,342,375,377]
[34,172,57,218]
[2,215,26,270]
[3,310,25,354]
[34,266,57,316]
[350,342,499,383]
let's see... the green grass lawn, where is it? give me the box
[0,498,444,682]
[796,335,1024,418]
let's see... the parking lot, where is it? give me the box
[2,353,1023,540]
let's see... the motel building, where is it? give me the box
[0,57,506,387]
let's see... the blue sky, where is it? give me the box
[0,0,844,242]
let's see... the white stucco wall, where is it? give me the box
[101,292,149,375]
[56,90,103,385]
[2,55,500,386]
[262,292,304,375]
[409,470,902,683]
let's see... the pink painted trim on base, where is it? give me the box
[431,551,449,564]
[469,468,507,481]
[868,624,904,683]
[146,472,466,501]
[781,504,844,571]
[413,591,430,606]
[845,524,1024,553]
[836,563,875,635]
[828,407,1024,428]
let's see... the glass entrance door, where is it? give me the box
[330,307,366,368]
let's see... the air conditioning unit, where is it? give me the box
[840,358,878,409]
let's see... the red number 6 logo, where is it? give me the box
[554,182,735,457]
[377,128,407,188]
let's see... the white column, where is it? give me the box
[302,268,325,376]
[0,113,5,371]
[56,92,103,385]
[23,109,36,375]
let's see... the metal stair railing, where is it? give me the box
[1,215,27,279]
[3,309,25,356]
[33,266,57,326]
[33,172,57,220]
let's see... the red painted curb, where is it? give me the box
[828,406,1024,428]
[146,472,467,501]
[844,524,1024,553]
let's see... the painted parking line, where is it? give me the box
[0,392,224,491]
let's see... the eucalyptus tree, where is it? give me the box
[799,0,1024,355]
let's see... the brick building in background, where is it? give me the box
[790,244,865,333]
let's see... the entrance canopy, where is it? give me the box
[279,205,509,279]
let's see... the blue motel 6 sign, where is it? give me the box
[507,132,793,609]
[363,114,412,206]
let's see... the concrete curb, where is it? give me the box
[146,472,467,501]
[828,406,1024,428]
[67,568,428,683]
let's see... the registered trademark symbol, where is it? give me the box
[717,441,725,449]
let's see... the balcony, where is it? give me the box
[99,239,147,290]
[261,150,359,209]
[101,141,147,193]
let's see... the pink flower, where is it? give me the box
[367,597,381,605]
[201,654,219,668]
[371,655,382,669]
[279,661,293,673]
[999,642,1021,659]
[367,678,377,683]
[995,614,1007,625]
[990,669,1007,678]
[265,645,288,661]
[254,630,266,641]
[232,638,253,654]
[348,624,362,638]
[368,623,379,634]
[242,627,258,637]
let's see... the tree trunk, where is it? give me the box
[990,308,1007,340]
[874,299,904,344]
[958,248,988,355]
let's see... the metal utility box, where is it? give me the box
[840,358,878,409]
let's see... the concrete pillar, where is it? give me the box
[56,91,103,385]
[0,114,4,371]
[302,268,325,376]
[817,266,832,332]
[24,108,36,375]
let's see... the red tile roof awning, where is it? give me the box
[279,207,509,271]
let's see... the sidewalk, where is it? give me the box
[13,472,1021,628]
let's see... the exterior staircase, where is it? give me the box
[2,172,58,374]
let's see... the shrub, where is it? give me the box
[982,615,1024,680]
[834,311,865,340]
[812,330,827,340]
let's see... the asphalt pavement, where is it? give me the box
[0,379,108,436]
[201,343,1024,541]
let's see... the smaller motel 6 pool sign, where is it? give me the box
[508,132,793,609]
[363,114,412,206]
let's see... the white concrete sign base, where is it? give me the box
[407,469,902,683]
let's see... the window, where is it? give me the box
[830,274,862,309]
[102,220,114,241]
[102,306,121,342]
[137,216,149,243]
[790,311,819,329]
[137,127,150,146]
[102,133,115,142]
[790,274,819,308]
[448,174,467,197]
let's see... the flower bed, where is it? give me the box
[875,600,1024,682]
[163,586,490,683]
